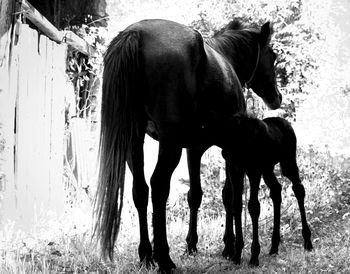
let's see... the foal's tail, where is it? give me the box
[93,30,142,260]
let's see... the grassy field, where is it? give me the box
[1,145,349,273]
[1,196,349,274]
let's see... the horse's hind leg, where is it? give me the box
[281,160,313,251]
[127,129,153,266]
[262,168,282,255]
[151,142,182,272]
[222,165,235,258]
[186,146,207,254]
[247,170,262,266]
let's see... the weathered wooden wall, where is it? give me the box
[0,21,68,230]
[0,0,17,228]
[1,0,96,232]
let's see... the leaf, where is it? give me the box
[342,212,350,220]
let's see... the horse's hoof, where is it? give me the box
[186,245,198,255]
[155,255,176,274]
[269,247,279,255]
[249,258,259,266]
[222,246,234,258]
[304,240,313,251]
[140,257,155,269]
[230,254,241,265]
[157,263,176,273]
[139,242,154,267]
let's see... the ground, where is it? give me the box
[1,199,349,273]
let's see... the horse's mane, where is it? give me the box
[213,18,248,36]
[206,18,259,58]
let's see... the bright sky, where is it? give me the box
[331,0,350,65]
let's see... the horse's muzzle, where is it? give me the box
[267,91,282,110]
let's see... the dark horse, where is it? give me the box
[94,18,282,272]
[207,115,313,265]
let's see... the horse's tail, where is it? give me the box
[94,30,142,260]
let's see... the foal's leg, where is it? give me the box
[222,166,235,258]
[127,132,153,266]
[247,170,262,266]
[151,142,182,272]
[227,162,245,264]
[186,146,207,254]
[262,168,282,255]
[281,161,313,251]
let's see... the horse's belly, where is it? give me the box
[146,119,210,148]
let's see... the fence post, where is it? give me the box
[0,0,16,228]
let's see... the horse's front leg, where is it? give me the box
[186,146,208,254]
[247,170,262,266]
[226,162,245,264]
[151,142,182,273]
[222,166,235,258]
[262,169,282,255]
[127,131,153,267]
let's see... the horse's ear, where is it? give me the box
[260,22,272,46]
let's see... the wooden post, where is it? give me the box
[20,0,63,42]
[0,0,16,228]
[18,0,96,56]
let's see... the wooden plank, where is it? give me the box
[30,29,49,214]
[15,23,34,228]
[64,31,96,56]
[71,118,90,189]
[2,19,74,230]
[39,34,51,205]
[46,37,55,208]
[17,0,95,56]
[0,0,15,39]
[20,0,63,43]
[0,22,17,226]
[48,41,65,213]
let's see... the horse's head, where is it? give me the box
[249,22,282,110]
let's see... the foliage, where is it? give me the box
[186,0,340,122]
[65,25,106,122]
[166,147,226,222]
[297,145,350,215]
[63,24,106,211]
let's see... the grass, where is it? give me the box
[2,144,350,273]
[1,196,349,274]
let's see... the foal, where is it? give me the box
[212,115,313,266]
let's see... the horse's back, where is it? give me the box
[263,117,295,141]
[120,19,244,145]
[263,117,297,161]
[126,20,205,140]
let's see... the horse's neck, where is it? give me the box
[207,37,257,85]
[232,45,258,86]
